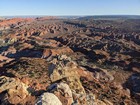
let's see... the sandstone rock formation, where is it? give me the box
[0,76,29,104]
[47,83,73,105]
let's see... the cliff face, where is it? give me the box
[0,17,140,105]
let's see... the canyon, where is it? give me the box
[0,16,140,105]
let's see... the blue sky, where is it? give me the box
[0,0,140,16]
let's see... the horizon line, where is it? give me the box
[1,14,140,17]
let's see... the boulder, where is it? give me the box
[36,92,62,105]
[48,55,78,82]
[47,82,73,105]
[7,82,29,104]
[0,76,29,104]
[0,76,20,93]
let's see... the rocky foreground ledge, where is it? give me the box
[0,54,137,105]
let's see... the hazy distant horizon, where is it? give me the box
[1,14,140,17]
[1,15,140,20]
